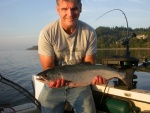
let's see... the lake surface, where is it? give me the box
[96,48,150,63]
[0,50,150,106]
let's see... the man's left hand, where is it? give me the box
[91,76,107,85]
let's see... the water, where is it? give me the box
[96,49,150,63]
[0,50,150,106]
[0,50,42,106]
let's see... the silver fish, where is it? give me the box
[36,64,135,89]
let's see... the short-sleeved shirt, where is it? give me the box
[38,19,97,65]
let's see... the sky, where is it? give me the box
[0,0,150,50]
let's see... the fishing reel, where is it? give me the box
[120,33,136,57]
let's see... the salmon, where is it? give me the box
[36,64,135,89]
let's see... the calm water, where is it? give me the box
[0,50,42,106]
[96,49,150,63]
[0,50,150,106]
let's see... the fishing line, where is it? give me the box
[99,80,109,105]
[95,9,129,37]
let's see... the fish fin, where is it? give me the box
[124,67,136,90]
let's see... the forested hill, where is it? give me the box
[27,45,38,50]
[96,26,150,48]
[27,26,150,50]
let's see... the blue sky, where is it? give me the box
[0,0,150,50]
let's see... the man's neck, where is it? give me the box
[63,26,76,34]
[61,22,77,35]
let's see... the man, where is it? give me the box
[38,0,106,113]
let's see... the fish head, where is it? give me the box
[36,68,61,81]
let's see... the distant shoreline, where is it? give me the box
[26,47,150,50]
[27,46,150,50]
[97,48,150,50]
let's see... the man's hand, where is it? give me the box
[48,78,65,88]
[91,76,107,85]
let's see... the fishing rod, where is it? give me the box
[95,9,129,36]
[95,9,136,57]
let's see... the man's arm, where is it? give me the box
[39,54,55,70]
[84,54,96,64]
[39,54,65,88]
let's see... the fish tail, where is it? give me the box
[123,67,136,90]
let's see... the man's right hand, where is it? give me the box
[48,78,66,88]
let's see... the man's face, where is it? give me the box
[56,0,82,28]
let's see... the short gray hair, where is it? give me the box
[56,0,81,5]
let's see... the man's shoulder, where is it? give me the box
[42,20,60,32]
[78,20,95,31]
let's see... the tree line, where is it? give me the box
[27,26,150,50]
[96,26,150,48]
